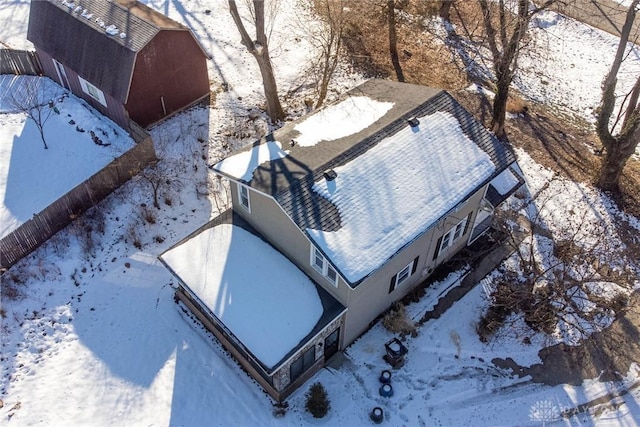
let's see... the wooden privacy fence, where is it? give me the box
[1,49,43,76]
[0,128,156,270]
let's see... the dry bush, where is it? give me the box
[506,96,529,115]
[1,270,26,300]
[140,206,157,225]
[382,302,416,335]
[66,206,107,259]
[478,204,635,343]
[127,223,143,250]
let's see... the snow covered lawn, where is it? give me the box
[0,75,134,239]
[1,0,640,425]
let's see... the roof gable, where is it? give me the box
[27,0,188,102]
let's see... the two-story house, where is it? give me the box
[160,79,524,402]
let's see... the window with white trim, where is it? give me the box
[389,256,419,293]
[238,184,251,212]
[310,246,338,287]
[433,213,472,260]
[78,77,107,107]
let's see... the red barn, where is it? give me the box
[27,0,210,128]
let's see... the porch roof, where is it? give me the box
[160,210,345,371]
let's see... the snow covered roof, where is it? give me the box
[27,0,201,102]
[485,165,525,208]
[160,212,345,371]
[212,79,518,286]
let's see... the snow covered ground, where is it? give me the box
[1,0,640,426]
[0,75,134,239]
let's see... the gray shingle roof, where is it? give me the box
[27,0,185,102]
[213,79,518,286]
[235,80,516,233]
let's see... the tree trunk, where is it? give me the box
[387,0,405,82]
[439,1,454,21]
[491,68,510,139]
[594,0,640,191]
[38,128,48,149]
[595,135,637,191]
[255,44,285,122]
[314,0,342,109]
[228,0,285,122]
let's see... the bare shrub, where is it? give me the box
[140,206,157,225]
[70,217,97,259]
[506,96,529,115]
[382,302,416,335]
[127,223,143,250]
[1,267,27,300]
[478,195,636,343]
[47,231,70,258]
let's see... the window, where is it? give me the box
[78,77,107,107]
[326,264,338,284]
[389,256,419,293]
[290,346,316,383]
[310,246,338,287]
[312,247,324,272]
[433,212,473,260]
[238,184,251,212]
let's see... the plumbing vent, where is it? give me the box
[323,169,338,181]
[407,118,420,128]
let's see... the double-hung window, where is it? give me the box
[238,184,251,212]
[311,246,338,287]
[78,77,107,107]
[433,212,473,260]
[389,257,419,293]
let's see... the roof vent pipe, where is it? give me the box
[324,169,338,181]
[407,118,420,128]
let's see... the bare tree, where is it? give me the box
[228,0,285,122]
[387,0,405,82]
[296,0,346,108]
[10,78,62,149]
[477,188,634,343]
[478,0,557,139]
[595,0,640,192]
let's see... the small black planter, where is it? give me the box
[379,370,392,384]
[383,338,408,368]
[379,383,394,397]
[370,406,384,424]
